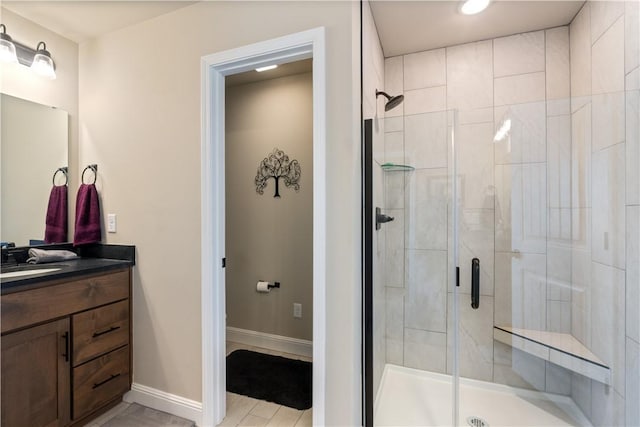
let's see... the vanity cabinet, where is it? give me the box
[1,267,132,427]
[1,318,71,427]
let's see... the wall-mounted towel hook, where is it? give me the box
[52,166,68,186]
[81,164,98,185]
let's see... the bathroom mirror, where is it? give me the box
[1,93,69,246]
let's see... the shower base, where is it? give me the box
[374,364,591,426]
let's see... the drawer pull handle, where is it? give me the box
[62,331,70,362]
[93,373,121,389]
[92,326,121,338]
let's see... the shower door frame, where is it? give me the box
[362,119,374,427]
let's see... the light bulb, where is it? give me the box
[0,24,18,64]
[30,42,56,79]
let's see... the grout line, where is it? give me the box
[590,12,625,48]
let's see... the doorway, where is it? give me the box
[223,59,313,423]
[200,28,327,427]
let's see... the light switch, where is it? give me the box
[107,214,117,233]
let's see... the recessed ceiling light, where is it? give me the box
[256,64,278,72]
[460,0,490,15]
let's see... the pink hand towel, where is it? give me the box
[44,185,68,243]
[74,183,102,246]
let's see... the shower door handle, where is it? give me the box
[471,258,480,309]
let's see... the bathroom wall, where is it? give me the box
[0,8,79,239]
[362,0,386,396]
[79,1,362,423]
[382,25,574,394]
[569,1,639,425]
[225,72,313,341]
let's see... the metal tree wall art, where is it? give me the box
[255,148,301,198]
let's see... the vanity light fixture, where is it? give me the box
[30,42,56,79]
[0,24,56,79]
[0,24,18,64]
[256,64,277,72]
[460,0,491,15]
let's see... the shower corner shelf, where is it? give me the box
[381,163,415,172]
[493,326,611,385]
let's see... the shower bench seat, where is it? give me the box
[493,325,610,385]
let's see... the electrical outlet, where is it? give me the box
[293,303,302,318]
[107,214,117,233]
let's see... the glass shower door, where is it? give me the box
[453,100,590,427]
[366,108,461,426]
[368,93,631,427]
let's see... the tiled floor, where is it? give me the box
[219,341,313,427]
[83,402,195,427]
[83,341,312,427]
[217,392,312,427]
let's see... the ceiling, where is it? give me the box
[3,1,195,43]
[226,59,313,87]
[3,1,584,56]
[370,0,585,57]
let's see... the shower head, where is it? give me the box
[376,90,404,111]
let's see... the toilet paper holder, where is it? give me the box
[260,281,280,289]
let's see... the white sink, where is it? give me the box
[0,268,61,279]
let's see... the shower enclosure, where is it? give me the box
[363,2,639,426]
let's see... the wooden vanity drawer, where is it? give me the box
[73,300,129,366]
[2,269,129,334]
[73,345,129,420]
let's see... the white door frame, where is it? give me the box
[200,28,326,427]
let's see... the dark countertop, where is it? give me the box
[1,258,133,295]
[1,244,135,295]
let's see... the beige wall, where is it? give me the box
[225,72,313,341]
[79,1,361,423]
[0,8,79,241]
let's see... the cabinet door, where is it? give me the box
[1,318,71,427]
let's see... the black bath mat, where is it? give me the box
[226,349,312,410]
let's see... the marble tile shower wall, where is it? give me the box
[383,25,575,394]
[383,5,639,422]
[568,2,640,426]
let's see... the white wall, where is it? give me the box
[79,1,361,424]
[225,72,313,341]
[0,8,79,241]
[569,2,639,425]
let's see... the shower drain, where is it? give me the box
[467,416,489,427]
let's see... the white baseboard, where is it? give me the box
[124,383,203,426]
[226,326,313,358]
